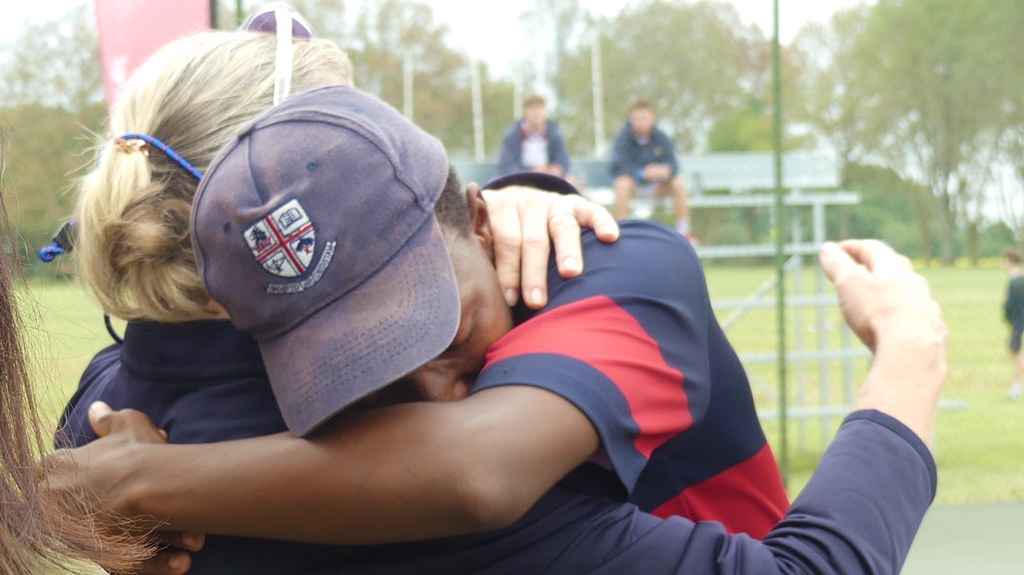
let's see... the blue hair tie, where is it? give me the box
[38,221,76,262]
[117,133,203,180]
[38,242,66,262]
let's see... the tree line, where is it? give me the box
[1,0,1022,271]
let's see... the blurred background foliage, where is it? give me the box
[2,0,1023,275]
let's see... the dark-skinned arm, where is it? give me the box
[57,385,598,545]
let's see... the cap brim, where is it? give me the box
[482,172,580,196]
[259,215,459,436]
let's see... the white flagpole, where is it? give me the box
[591,29,606,157]
[472,59,485,161]
[403,52,414,120]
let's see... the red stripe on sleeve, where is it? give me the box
[485,295,691,459]
[649,444,790,539]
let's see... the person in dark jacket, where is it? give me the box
[498,94,570,178]
[1003,246,1024,399]
[610,100,694,242]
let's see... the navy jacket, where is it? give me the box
[609,121,678,181]
[1005,276,1024,325]
[498,119,570,177]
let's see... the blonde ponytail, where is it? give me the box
[76,31,353,322]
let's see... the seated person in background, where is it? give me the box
[610,99,694,242]
[58,86,945,575]
[498,93,570,178]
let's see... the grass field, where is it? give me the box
[17,263,1024,506]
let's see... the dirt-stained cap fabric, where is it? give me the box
[191,86,459,436]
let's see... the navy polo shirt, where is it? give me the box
[57,321,343,574]
[58,320,285,445]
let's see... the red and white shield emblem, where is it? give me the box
[244,199,316,278]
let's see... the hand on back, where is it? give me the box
[45,403,205,575]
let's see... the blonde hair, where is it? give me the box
[76,31,353,322]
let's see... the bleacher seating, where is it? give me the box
[454,150,839,194]
[453,151,841,220]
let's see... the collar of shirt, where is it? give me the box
[520,120,548,139]
[120,319,267,384]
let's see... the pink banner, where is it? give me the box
[94,0,210,108]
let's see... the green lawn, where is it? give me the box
[703,263,1024,504]
[17,263,1024,505]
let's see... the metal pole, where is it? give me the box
[772,0,789,487]
[210,0,218,29]
[792,210,805,452]
[842,324,854,405]
[513,67,523,121]
[236,0,243,26]
[471,60,485,161]
[814,201,829,447]
[591,29,606,158]
[403,53,414,120]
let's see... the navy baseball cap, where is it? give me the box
[191,86,459,436]
[482,171,580,196]
[242,2,314,37]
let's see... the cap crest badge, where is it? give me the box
[244,199,316,278]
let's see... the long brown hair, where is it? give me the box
[0,157,147,574]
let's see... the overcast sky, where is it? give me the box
[4,0,869,70]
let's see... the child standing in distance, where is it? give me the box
[1003,246,1024,400]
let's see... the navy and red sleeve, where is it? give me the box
[536,410,936,574]
[473,222,713,494]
